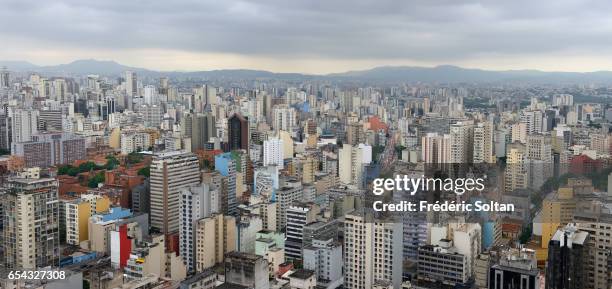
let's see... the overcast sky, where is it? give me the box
[2,0,612,73]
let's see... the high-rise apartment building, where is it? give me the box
[473,121,495,163]
[421,132,451,164]
[125,71,137,97]
[195,214,236,271]
[1,178,60,269]
[150,150,200,234]
[574,210,612,289]
[338,143,371,187]
[180,183,218,272]
[449,121,474,163]
[263,138,284,168]
[272,105,297,132]
[10,108,38,145]
[344,212,402,289]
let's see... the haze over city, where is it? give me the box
[4,0,612,73]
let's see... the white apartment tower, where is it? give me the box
[180,183,218,272]
[449,121,474,163]
[344,213,402,289]
[473,121,495,163]
[263,138,284,168]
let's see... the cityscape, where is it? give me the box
[1,1,612,289]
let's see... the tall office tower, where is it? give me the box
[52,78,67,102]
[520,110,544,134]
[421,132,451,164]
[574,210,612,289]
[0,113,10,151]
[143,85,157,105]
[38,78,50,98]
[159,77,169,95]
[272,105,297,131]
[11,109,39,144]
[1,178,60,269]
[150,150,200,234]
[224,252,269,289]
[191,113,216,151]
[203,84,217,105]
[125,71,137,97]
[338,143,372,187]
[0,67,8,88]
[504,143,528,193]
[180,183,218,272]
[526,134,553,189]
[344,213,402,289]
[473,121,495,163]
[263,138,284,168]
[545,224,592,289]
[449,121,474,163]
[195,214,236,271]
[215,152,238,215]
[228,113,248,152]
[284,202,320,260]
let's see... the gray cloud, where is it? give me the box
[2,0,612,65]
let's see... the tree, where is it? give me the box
[127,152,144,164]
[137,166,150,177]
[105,155,120,170]
[88,172,105,188]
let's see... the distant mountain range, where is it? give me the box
[2,59,612,83]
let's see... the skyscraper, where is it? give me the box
[191,113,217,151]
[263,138,284,168]
[150,150,200,234]
[545,224,592,289]
[473,121,495,163]
[125,71,137,97]
[180,183,218,272]
[228,113,248,152]
[449,121,474,163]
[1,67,9,88]
[1,178,60,269]
[344,212,402,289]
[10,108,38,145]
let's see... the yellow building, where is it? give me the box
[109,127,122,149]
[65,194,111,246]
[537,187,576,262]
[195,214,236,271]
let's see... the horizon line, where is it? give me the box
[3,58,612,75]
